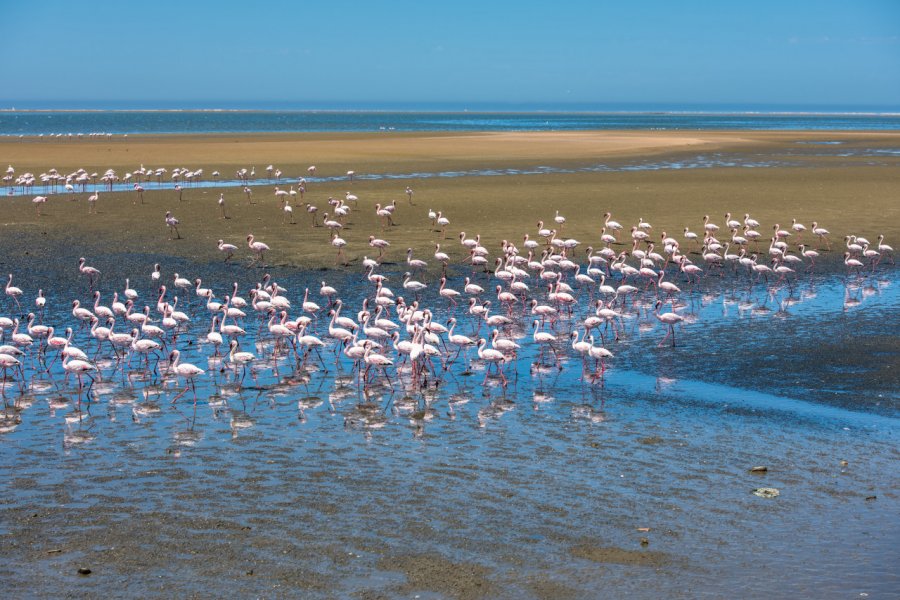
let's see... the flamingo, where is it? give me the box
[327,309,355,346]
[464,277,484,296]
[201,316,223,356]
[228,340,256,386]
[490,328,520,357]
[35,289,46,318]
[433,244,450,270]
[88,191,99,213]
[9,319,33,350]
[477,338,508,386]
[62,353,98,404]
[304,202,319,227]
[78,258,101,290]
[876,235,894,265]
[218,239,238,262]
[436,211,450,238]
[0,352,23,395]
[247,234,270,266]
[331,234,348,266]
[446,317,477,364]
[219,311,246,339]
[656,271,681,300]
[603,212,623,232]
[653,300,684,347]
[843,251,864,277]
[570,331,593,379]
[296,325,327,369]
[724,213,742,230]
[32,195,47,216]
[403,272,427,299]
[267,310,296,354]
[406,248,427,271]
[166,349,205,405]
[91,291,114,321]
[362,342,394,389]
[319,281,338,305]
[5,274,23,309]
[531,320,561,368]
[165,211,181,239]
[811,222,831,249]
[218,193,229,219]
[439,277,461,306]
[282,198,295,224]
[587,335,613,377]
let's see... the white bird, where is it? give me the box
[78,258,101,290]
[167,349,205,404]
[165,211,181,239]
[228,340,256,385]
[218,239,238,262]
[247,234,270,265]
[5,274,23,309]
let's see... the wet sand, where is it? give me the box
[2,130,899,269]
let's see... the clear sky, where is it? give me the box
[1,0,898,109]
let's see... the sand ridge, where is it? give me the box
[3,129,893,174]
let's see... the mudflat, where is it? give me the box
[1,130,898,269]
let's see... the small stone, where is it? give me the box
[749,466,768,473]
[752,487,780,498]
[246,569,254,576]
[77,568,92,576]
[640,537,649,546]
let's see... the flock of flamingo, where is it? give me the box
[1,162,896,425]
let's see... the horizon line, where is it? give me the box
[3,107,900,118]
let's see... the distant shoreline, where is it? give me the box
[2,108,900,117]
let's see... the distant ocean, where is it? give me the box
[1,103,900,135]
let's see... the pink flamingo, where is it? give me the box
[653,300,684,347]
[167,349,205,405]
[78,258,101,290]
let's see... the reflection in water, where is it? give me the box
[0,259,897,598]
[0,266,896,438]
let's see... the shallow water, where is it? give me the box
[0,256,897,598]
[3,110,900,137]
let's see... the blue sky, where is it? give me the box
[1,1,898,109]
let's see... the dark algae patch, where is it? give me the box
[570,543,670,567]
[377,553,496,600]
